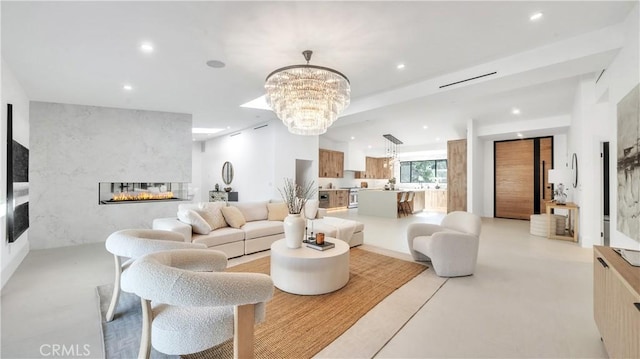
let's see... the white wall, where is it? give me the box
[198,120,319,202]
[1,58,30,288]
[29,102,192,249]
[467,120,483,215]
[569,4,640,249]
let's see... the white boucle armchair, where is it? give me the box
[121,249,274,359]
[407,211,482,277]
[104,229,207,322]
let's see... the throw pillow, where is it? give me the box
[221,206,246,229]
[267,202,289,221]
[197,202,228,230]
[177,209,212,235]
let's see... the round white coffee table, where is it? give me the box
[270,238,350,295]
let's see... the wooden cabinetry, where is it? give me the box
[424,189,448,212]
[319,149,344,178]
[355,157,391,179]
[318,190,348,209]
[593,246,640,358]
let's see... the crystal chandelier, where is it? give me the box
[265,50,350,135]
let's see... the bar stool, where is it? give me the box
[397,192,408,217]
[403,191,415,215]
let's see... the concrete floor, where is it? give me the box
[1,210,608,358]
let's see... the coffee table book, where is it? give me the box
[306,241,335,251]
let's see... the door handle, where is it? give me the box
[597,257,609,268]
[542,160,546,199]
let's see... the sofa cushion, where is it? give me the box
[191,227,245,248]
[231,201,268,222]
[177,202,228,230]
[242,220,284,240]
[221,206,246,229]
[197,202,228,230]
[267,203,288,221]
[177,209,212,235]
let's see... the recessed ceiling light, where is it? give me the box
[192,128,224,134]
[226,126,231,129]
[423,125,428,130]
[140,42,154,53]
[123,84,133,91]
[350,136,355,140]
[517,133,524,138]
[512,108,521,115]
[435,137,440,141]
[368,145,372,149]
[206,60,226,69]
[397,63,405,70]
[530,12,543,21]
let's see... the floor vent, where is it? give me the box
[439,71,497,89]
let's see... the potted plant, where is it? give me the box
[388,177,396,190]
[278,178,317,248]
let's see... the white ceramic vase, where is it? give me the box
[284,213,305,249]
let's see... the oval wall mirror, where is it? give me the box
[571,153,578,188]
[222,161,234,185]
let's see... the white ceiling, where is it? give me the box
[2,1,636,150]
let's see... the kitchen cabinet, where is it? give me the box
[593,246,640,358]
[355,157,391,179]
[319,149,344,178]
[424,189,447,212]
[318,190,349,209]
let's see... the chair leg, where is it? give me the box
[138,298,152,359]
[234,304,256,359]
[105,255,122,322]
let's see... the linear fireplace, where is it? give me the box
[98,182,188,205]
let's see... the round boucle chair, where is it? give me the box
[407,211,482,277]
[104,229,207,322]
[120,249,274,359]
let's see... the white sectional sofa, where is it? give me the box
[153,200,364,259]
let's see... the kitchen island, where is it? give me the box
[358,189,425,218]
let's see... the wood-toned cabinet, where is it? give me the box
[355,157,391,179]
[593,246,640,358]
[318,190,348,209]
[424,189,447,212]
[319,149,344,178]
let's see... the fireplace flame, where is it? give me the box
[112,191,175,202]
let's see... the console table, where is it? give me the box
[546,201,579,242]
[209,190,238,202]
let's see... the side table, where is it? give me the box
[546,202,579,242]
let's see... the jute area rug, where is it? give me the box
[98,247,428,359]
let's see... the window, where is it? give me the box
[399,160,447,183]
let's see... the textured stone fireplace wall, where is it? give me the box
[29,102,191,249]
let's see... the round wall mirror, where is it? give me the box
[222,161,234,185]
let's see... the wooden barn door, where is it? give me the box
[495,137,553,220]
